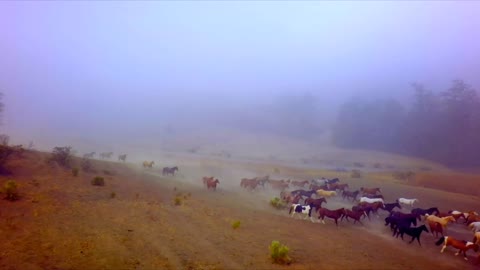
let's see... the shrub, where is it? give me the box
[3,180,18,201]
[72,168,79,177]
[231,220,241,229]
[81,158,94,172]
[91,176,105,186]
[110,192,116,199]
[269,240,291,264]
[351,170,362,178]
[50,146,73,167]
[270,197,287,210]
[0,134,9,146]
[0,145,14,173]
[174,196,182,206]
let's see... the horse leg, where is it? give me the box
[357,218,363,226]
[440,244,447,253]
[334,218,338,227]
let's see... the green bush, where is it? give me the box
[72,168,79,177]
[174,196,182,206]
[231,220,241,229]
[50,146,73,167]
[269,240,291,264]
[3,180,18,201]
[270,197,286,210]
[91,176,105,186]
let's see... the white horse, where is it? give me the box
[469,222,480,233]
[311,178,328,186]
[359,197,384,204]
[289,204,315,223]
[397,198,418,207]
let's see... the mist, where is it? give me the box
[1,1,479,166]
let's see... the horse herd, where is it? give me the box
[235,175,480,264]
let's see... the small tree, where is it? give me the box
[0,145,14,174]
[50,146,73,167]
[3,180,18,201]
[269,240,291,264]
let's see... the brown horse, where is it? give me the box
[342,190,360,201]
[342,209,367,225]
[310,184,328,191]
[436,236,479,261]
[317,207,346,226]
[142,161,154,168]
[427,220,444,238]
[358,202,384,217]
[206,178,220,191]
[304,197,327,211]
[241,178,258,190]
[203,176,214,186]
[291,180,309,188]
[330,183,349,191]
[270,182,289,191]
[360,187,381,195]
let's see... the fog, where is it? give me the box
[1,2,479,166]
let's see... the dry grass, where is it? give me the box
[408,172,480,197]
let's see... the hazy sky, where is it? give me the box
[1,1,479,147]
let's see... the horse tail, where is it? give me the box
[435,236,445,246]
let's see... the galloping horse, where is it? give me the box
[118,154,127,162]
[142,161,155,168]
[269,182,289,191]
[427,220,444,238]
[303,197,327,211]
[317,207,346,226]
[291,189,317,199]
[473,232,480,245]
[411,207,440,217]
[289,204,315,223]
[162,166,179,176]
[241,178,259,191]
[206,178,220,191]
[329,183,349,191]
[316,189,337,198]
[342,209,367,225]
[469,222,480,233]
[342,190,359,201]
[360,187,381,195]
[364,194,384,200]
[359,197,384,205]
[255,175,269,189]
[436,236,479,261]
[425,214,456,229]
[397,198,418,207]
[291,180,309,188]
[394,224,429,246]
[381,202,402,214]
[203,176,215,186]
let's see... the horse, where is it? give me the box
[360,187,381,195]
[83,152,95,159]
[473,232,480,245]
[310,184,328,191]
[316,189,337,198]
[327,178,340,185]
[359,197,384,205]
[342,209,367,225]
[329,183,349,191]
[342,190,359,202]
[206,178,220,191]
[291,180,309,188]
[317,207,346,226]
[436,236,479,261]
[100,152,113,159]
[118,154,127,162]
[358,202,384,217]
[162,166,178,176]
[381,202,402,214]
[397,198,418,207]
[310,178,328,186]
[385,216,411,233]
[446,210,467,223]
[388,212,419,229]
[241,178,259,191]
[255,176,269,189]
[352,205,373,221]
[469,222,480,233]
[364,194,385,200]
[291,189,317,199]
[142,161,154,168]
[393,224,429,246]
[465,212,480,225]
[411,207,440,217]
[203,176,215,186]
[427,220,444,238]
[425,214,456,229]
[304,197,327,211]
[289,204,315,223]
[270,182,289,191]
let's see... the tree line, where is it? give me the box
[333,79,480,167]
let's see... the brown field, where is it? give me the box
[1,149,479,270]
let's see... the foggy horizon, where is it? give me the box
[1,1,479,165]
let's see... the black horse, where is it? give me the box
[393,224,429,246]
[411,207,440,217]
[162,166,179,176]
[290,189,317,199]
[381,202,402,214]
[385,215,418,233]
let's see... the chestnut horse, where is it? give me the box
[360,187,381,195]
[427,220,444,238]
[203,176,214,186]
[241,178,258,190]
[329,183,349,191]
[436,236,479,261]
[142,161,155,168]
[317,207,346,226]
[342,209,367,225]
[304,197,327,211]
[206,178,220,191]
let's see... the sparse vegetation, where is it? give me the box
[174,196,182,206]
[81,158,95,172]
[103,169,115,176]
[0,144,15,174]
[231,220,241,229]
[91,176,105,186]
[3,180,18,201]
[110,192,116,199]
[0,134,9,146]
[50,146,73,167]
[269,197,287,210]
[269,240,291,265]
[351,170,362,178]
[392,171,415,181]
[72,167,79,177]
